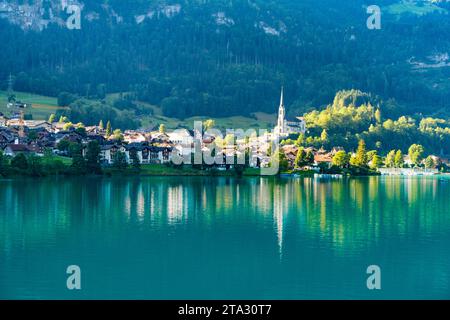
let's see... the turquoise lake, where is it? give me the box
[0,176,449,299]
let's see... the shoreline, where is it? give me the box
[1,171,447,180]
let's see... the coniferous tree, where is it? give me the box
[354,140,368,167]
[106,121,112,137]
[320,129,328,143]
[0,151,8,176]
[48,114,56,123]
[375,109,382,123]
[371,155,383,169]
[294,148,306,169]
[70,143,87,174]
[130,149,141,171]
[113,151,128,171]
[85,141,101,174]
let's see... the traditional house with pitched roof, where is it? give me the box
[100,144,122,164]
[3,144,34,157]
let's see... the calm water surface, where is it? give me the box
[0,176,449,299]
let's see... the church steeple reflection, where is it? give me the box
[273,184,285,258]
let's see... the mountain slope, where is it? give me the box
[1,0,450,119]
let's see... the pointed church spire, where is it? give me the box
[280,87,284,108]
[276,87,286,137]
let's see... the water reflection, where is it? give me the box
[0,176,449,298]
[273,184,285,257]
[1,176,449,254]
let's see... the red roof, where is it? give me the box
[314,154,333,163]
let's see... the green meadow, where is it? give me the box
[1,91,276,130]
[0,91,66,120]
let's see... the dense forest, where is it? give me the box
[1,0,450,120]
[294,90,450,155]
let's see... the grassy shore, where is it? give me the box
[102,164,281,177]
[104,164,244,176]
[104,165,333,177]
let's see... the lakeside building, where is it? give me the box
[274,88,306,139]
[3,144,35,157]
[280,144,336,170]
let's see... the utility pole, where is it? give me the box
[6,74,24,138]
[7,73,13,98]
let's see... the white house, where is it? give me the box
[0,116,7,127]
[3,144,34,157]
[169,129,193,157]
[100,144,123,164]
[168,129,193,146]
[123,130,147,144]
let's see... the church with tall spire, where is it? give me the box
[274,87,306,138]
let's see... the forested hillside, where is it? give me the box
[1,0,450,120]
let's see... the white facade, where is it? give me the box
[168,129,194,157]
[274,88,306,138]
[168,129,193,146]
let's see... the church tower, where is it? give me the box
[276,87,285,137]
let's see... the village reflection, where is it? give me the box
[0,176,449,259]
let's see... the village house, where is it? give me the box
[314,152,333,169]
[150,132,171,144]
[85,125,105,135]
[100,144,122,165]
[429,155,450,166]
[168,129,193,146]
[145,145,173,164]
[7,119,52,131]
[279,145,337,170]
[216,147,245,169]
[123,130,146,144]
[52,122,67,133]
[0,115,8,127]
[122,143,174,165]
[281,144,299,167]
[168,129,194,157]
[84,133,106,145]
[54,130,84,145]
[0,129,16,148]
[3,144,35,157]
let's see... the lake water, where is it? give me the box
[0,176,449,299]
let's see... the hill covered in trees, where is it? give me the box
[1,0,450,120]
[294,89,450,156]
